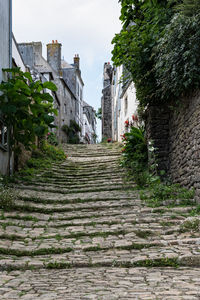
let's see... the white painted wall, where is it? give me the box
[112,65,138,142]
[0,0,10,82]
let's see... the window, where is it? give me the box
[0,120,8,150]
[64,104,67,114]
[80,89,83,101]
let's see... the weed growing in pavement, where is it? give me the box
[180,218,200,233]
[16,143,66,182]
[0,187,18,211]
[134,230,154,239]
[140,183,195,208]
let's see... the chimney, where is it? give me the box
[47,41,62,72]
[74,54,80,69]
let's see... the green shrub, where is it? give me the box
[47,132,58,146]
[41,143,66,161]
[62,120,81,144]
[121,126,148,186]
[0,187,18,210]
[141,183,195,207]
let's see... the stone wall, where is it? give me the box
[146,91,200,201]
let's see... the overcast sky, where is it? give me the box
[13,0,122,140]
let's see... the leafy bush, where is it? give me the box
[62,120,81,144]
[140,183,195,207]
[121,126,148,186]
[47,132,58,146]
[18,143,66,181]
[112,1,200,109]
[176,0,200,16]
[0,187,18,210]
[0,68,57,151]
[112,1,176,108]
[154,13,200,101]
[41,143,66,161]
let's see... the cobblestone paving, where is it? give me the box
[0,144,200,299]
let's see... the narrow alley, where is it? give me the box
[0,145,200,299]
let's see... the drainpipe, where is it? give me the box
[8,0,12,175]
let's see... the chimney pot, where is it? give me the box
[47,42,62,72]
[74,54,80,69]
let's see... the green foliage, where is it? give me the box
[0,68,57,152]
[140,183,195,207]
[62,120,81,144]
[112,0,200,108]
[112,1,176,107]
[18,143,66,181]
[176,0,200,16]
[95,108,102,120]
[0,187,18,210]
[121,126,148,186]
[154,13,200,101]
[47,132,58,146]
[180,218,200,232]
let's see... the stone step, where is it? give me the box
[0,267,199,300]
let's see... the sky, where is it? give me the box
[13,0,122,140]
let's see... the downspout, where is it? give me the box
[8,0,12,175]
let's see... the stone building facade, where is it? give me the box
[83,101,96,144]
[18,41,84,143]
[101,63,113,139]
[101,63,138,142]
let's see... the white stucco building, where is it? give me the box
[112,65,138,142]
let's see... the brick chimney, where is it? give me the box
[74,54,80,69]
[47,40,62,72]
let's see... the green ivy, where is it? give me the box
[154,13,200,100]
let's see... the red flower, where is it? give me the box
[135,115,138,121]
[107,138,112,143]
[132,114,135,121]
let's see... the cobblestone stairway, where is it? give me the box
[0,144,200,299]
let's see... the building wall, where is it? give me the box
[146,91,200,202]
[0,0,10,83]
[111,66,138,142]
[102,63,113,140]
[0,0,11,175]
[117,82,138,142]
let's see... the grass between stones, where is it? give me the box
[0,247,73,257]
[19,196,137,205]
[0,257,180,272]
[16,186,132,195]
[6,202,136,214]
